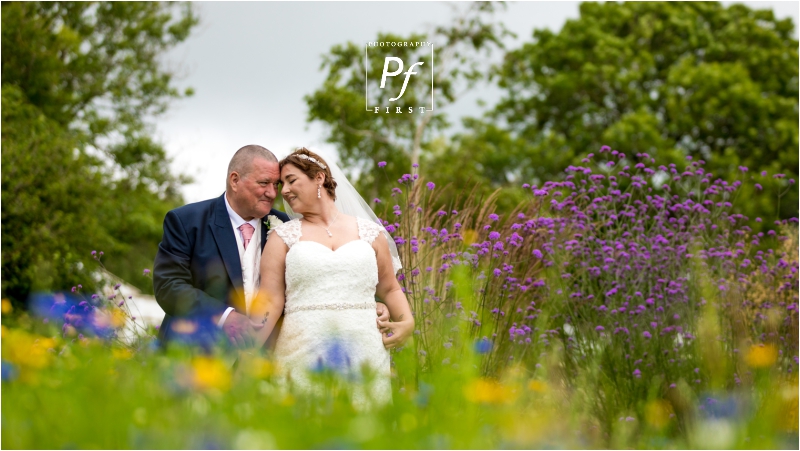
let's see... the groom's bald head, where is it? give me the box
[226,145,280,220]
[227,145,278,181]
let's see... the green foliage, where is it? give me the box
[478,1,798,219]
[1,2,198,303]
[423,123,532,213]
[1,86,110,302]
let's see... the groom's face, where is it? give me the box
[229,157,280,220]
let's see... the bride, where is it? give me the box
[249,148,414,407]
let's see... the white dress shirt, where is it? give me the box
[217,193,262,327]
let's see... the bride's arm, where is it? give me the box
[374,232,414,349]
[249,232,287,348]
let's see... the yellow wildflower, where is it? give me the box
[2,328,53,370]
[37,337,57,350]
[645,399,673,429]
[528,380,548,393]
[461,229,479,246]
[280,394,296,406]
[778,378,798,432]
[94,309,128,329]
[191,356,231,391]
[241,355,274,379]
[171,319,198,335]
[1,299,13,314]
[464,378,516,404]
[112,348,133,360]
[499,410,556,446]
[745,344,778,368]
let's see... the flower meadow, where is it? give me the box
[2,147,798,449]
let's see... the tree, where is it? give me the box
[473,1,797,220]
[1,2,198,304]
[305,2,511,200]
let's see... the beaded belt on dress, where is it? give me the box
[283,302,375,314]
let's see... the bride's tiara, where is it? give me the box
[292,153,327,170]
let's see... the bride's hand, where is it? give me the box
[378,317,414,349]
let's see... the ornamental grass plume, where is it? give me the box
[374,165,555,376]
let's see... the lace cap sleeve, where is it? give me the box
[357,217,403,272]
[270,219,302,248]
[356,217,382,244]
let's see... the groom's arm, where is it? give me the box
[153,210,229,320]
[374,298,390,331]
[373,233,414,349]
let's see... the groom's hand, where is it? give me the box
[375,303,390,332]
[222,311,264,348]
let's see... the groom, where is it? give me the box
[153,145,388,348]
[153,145,289,347]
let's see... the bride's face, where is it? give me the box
[281,163,321,213]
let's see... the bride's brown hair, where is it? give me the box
[279,148,338,200]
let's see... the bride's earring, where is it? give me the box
[317,185,321,198]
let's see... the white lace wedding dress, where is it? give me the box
[269,217,391,407]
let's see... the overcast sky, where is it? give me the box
[156,1,799,204]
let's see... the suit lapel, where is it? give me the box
[210,194,245,312]
[260,212,269,249]
[262,208,290,248]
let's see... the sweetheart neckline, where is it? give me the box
[291,239,370,253]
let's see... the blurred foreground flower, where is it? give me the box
[311,341,353,377]
[745,344,778,368]
[1,327,58,384]
[777,378,799,432]
[527,380,548,393]
[167,315,222,350]
[461,229,478,245]
[474,338,492,354]
[191,356,231,392]
[111,347,133,360]
[464,378,517,404]
[240,355,274,379]
[92,308,127,330]
[645,399,674,429]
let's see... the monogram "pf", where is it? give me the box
[380,57,424,102]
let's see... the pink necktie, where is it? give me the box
[239,223,255,250]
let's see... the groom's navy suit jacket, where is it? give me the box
[153,193,290,345]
